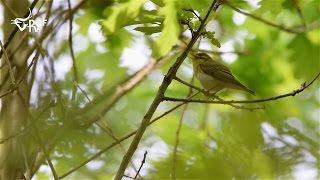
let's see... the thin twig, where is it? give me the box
[43,0,53,28]
[5,32,28,64]
[0,88,17,99]
[17,92,59,179]
[134,151,148,180]
[18,50,40,85]
[0,100,56,144]
[123,175,134,179]
[199,49,249,55]
[0,49,40,99]
[0,50,42,146]
[171,76,194,179]
[0,40,16,84]
[67,0,78,101]
[74,82,90,102]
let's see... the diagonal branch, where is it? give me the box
[114,1,222,179]
[0,40,16,84]
[78,59,158,127]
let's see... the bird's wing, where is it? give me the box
[199,61,246,87]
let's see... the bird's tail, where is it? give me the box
[245,88,255,96]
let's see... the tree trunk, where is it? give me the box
[0,0,30,179]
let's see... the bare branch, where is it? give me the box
[0,50,40,99]
[0,40,16,84]
[68,0,78,101]
[134,151,148,180]
[199,49,249,55]
[0,100,55,144]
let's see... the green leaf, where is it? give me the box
[176,0,213,13]
[211,37,221,48]
[101,0,147,34]
[137,10,164,24]
[203,31,221,48]
[150,0,164,7]
[256,0,285,15]
[134,25,163,35]
[288,34,320,79]
[204,31,215,39]
[76,9,98,35]
[152,0,180,58]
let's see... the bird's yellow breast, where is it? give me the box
[191,59,222,91]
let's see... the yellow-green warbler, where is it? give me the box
[191,52,255,95]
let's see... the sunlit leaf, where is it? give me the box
[152,0,180,58]
[101,0,147,34]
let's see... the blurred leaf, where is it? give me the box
[136,10,164,24]
[150,0,164,7]
[257,0,286,15]
[101,0,146,34]
[152,0,180,58]
[288,34,320,79]
[204,31,221,48]
[134,25,163,35]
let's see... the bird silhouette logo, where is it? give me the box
[11,8,32,31]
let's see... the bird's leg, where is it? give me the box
[203,86,221,100]
[208,89,221,100]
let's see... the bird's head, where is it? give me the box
[192,53,212,61]
[190,52,213,67]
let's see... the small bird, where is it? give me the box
[191,52,255,95]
